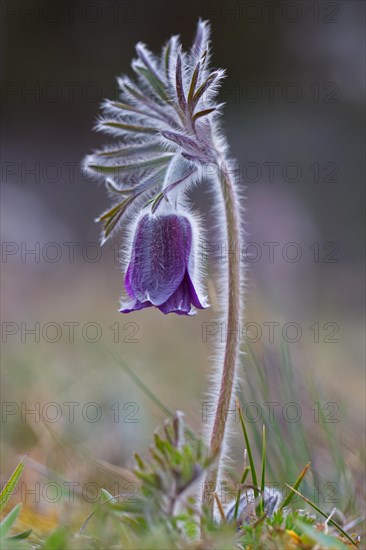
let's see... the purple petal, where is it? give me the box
[120,298,153,313]
[157,271,203,315]
[126,214,192,306]
[185,271,206,309]
[124,262,134,297]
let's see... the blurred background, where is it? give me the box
[1,0,365,536]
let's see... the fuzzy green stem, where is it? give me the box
[202,159,243,517]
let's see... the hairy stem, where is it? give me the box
[202,158,243,516]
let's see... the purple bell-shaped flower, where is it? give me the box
[120,212,208,315]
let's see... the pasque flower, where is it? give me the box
[121,212,208,315]
[84,20,244,517]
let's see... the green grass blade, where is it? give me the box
[0,454,28,513]
[306,375,348,494]
[285,485,358,548]
[260,424,266,514]
[240,347,289,481]
[100,488,115,503]
[106,348,197,442]
[295,519,348,550]
[233,466,250,521]
[6,528,32,541]
[107,348,173,419]
[279,462,310,510]
[0,503,22,540]
[40,527,68,549]
[245,344,269,400]
[237,400,259,497]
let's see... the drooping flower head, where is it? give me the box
[83,20,226,314]
[121,211,208,315]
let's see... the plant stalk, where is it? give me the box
[202,158,243,516]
